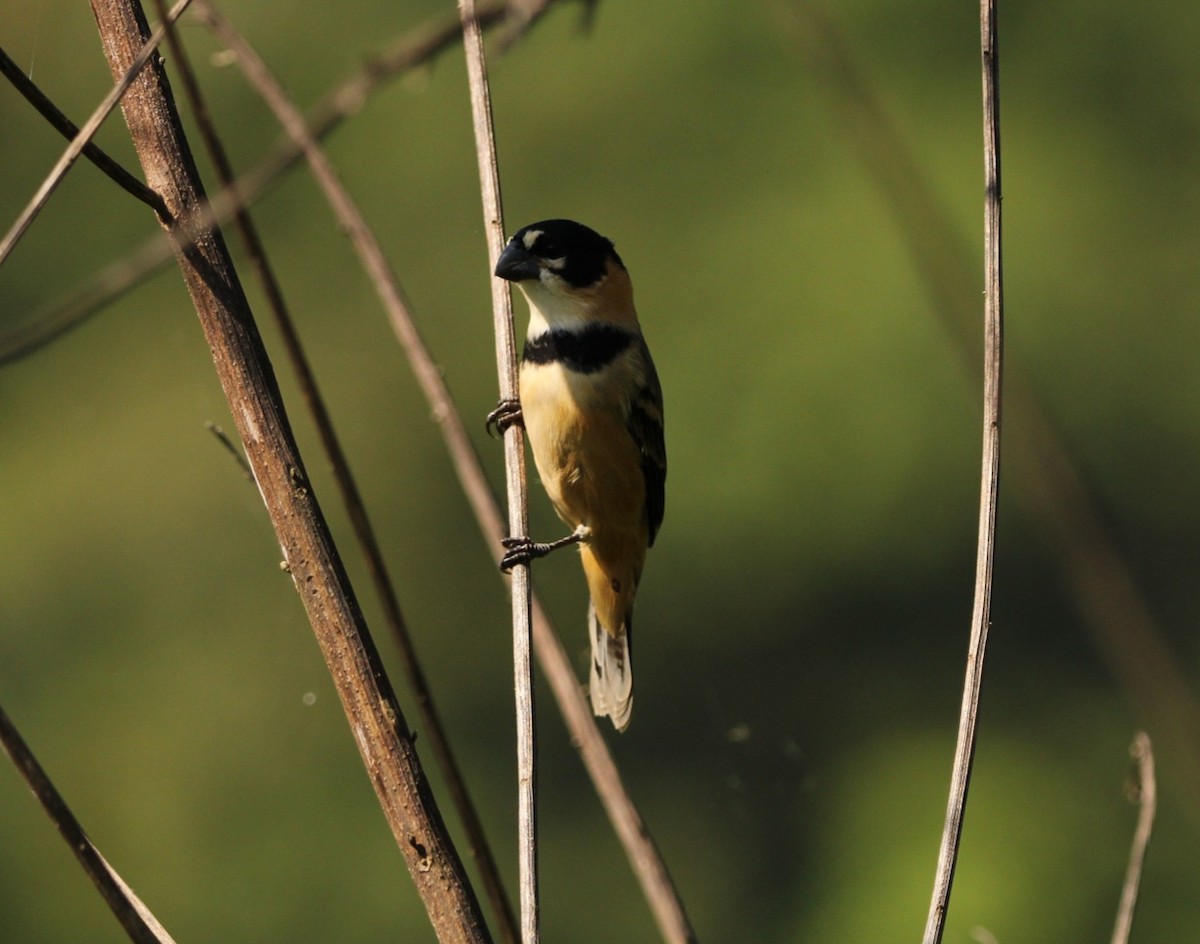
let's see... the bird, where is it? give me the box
[491,219,665,731]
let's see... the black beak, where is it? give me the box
[494,240,541,282]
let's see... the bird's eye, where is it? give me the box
[537,240,562,259]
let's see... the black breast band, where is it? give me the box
[523,325,635,374]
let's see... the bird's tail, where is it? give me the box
[588,600,634,731]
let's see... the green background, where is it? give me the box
[2,1,1199,941]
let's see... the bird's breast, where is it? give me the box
[519,359,644,534]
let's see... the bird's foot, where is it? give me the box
[486,398,523,437]
[499,525,591,572]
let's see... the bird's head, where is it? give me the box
[494,219,635,331]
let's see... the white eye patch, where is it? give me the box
[522,229,543,250]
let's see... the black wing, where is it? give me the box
[627,338,666,547]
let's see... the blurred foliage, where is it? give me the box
[2,0,1199,941]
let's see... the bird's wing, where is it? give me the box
[627,338,666,547]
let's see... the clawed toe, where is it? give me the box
[499,536,539,573]
[498,527,591,573]
[486,398,524,437]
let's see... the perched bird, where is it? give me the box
[493,219,666,731]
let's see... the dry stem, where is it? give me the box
[196,7,695,939]
[0,703,176,944]
[922,2,1004,941]
[1110,732,1156,944]
[452,9,694,939]
[195,4,694,938]
[456,3,539,942]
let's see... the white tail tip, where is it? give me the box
[588,601,633,731]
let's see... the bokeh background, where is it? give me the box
[2,0,1199,941]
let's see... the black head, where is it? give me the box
[494,219,624,289]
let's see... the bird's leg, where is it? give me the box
[486,398,523,437]
[500,524,591,573]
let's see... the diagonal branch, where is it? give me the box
[86,1,490,940]
[456,3,539,942]
[922,2,1004,941]
[0,702,176,944]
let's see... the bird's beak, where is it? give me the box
[494,241,541,282]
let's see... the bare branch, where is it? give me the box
[497,0,595,49]
[204,420,253,479]
[0,0,193,268]
[86,1,490,940]
[457,2,539,941]
[1111,732,1156,944]
[0,45,165,214]
[922,2,1004,941]
[0,702,176,944]
[179,4,518,939]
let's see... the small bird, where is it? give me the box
[492,219,665,731]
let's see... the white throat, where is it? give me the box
[520,282,593,336]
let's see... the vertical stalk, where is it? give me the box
[921,2,1004,941]
[457,3,539,941]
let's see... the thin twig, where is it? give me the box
[204,421,253,478]
[497,0,592,49]
[180,4,517,939]
[922,2,1004,942]
[0,45,166,214]
[1111,732,1156,944]
[457,2,539,942]
[0,0,193,268]
[87,1,489,940]
[0,702,176,944]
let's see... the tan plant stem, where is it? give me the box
[0,703,176,944]
[456,3,538,941]
[1110,732,1156,944]
[922,2,1004,941]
